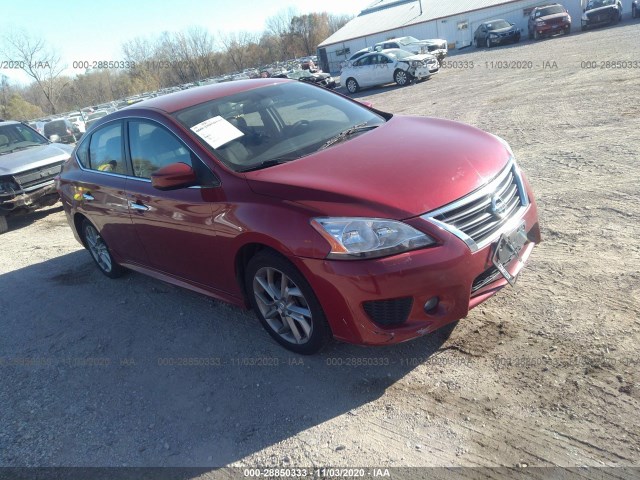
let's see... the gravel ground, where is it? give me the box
[0,21,639,471]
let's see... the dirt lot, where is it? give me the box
[1,22,639,471]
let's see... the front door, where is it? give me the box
[124,119,227,291]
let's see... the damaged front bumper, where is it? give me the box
[0,181,60,215]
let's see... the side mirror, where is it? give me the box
[151,162,197,191]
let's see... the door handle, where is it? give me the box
[129,201,150,212]
[82,193,95,201]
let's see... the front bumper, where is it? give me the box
[0,182,59,214]
[536,22,571,34]
[294,200,540,346]
[412,66,433,79]
[488,34,519,45]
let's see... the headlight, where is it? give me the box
[582,13,589,20]
[0,179,19,195]
[537,20,547,25]
[311,217,436,260]
[489,33,499,38]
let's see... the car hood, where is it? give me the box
[489,26,516,33]
[586,5,618,13]
[245,116,511,219]
[0,143,73,176]
[539,12,570,21]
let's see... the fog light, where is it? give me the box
[423,297,439,314]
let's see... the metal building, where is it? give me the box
[318,0,631,73]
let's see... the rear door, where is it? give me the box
[72,121,146,263]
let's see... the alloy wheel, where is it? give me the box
[253,267,313,345]
[84,224,113,273]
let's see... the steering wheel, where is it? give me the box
[290,120,311,135]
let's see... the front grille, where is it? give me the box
[422,161,528,252]
[363,297,413,326]
[13,161,65,190]
[472,266,502,293]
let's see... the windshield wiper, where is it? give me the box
[9,144,41,153]
[319,123,379,151]
[238,159,288,173]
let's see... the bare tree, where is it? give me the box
[218,31,257,71]
[265,8,299,60]
[0,75,11,118]
[0,29,67,114]
[290,13,330,56]
[328,13,354,35]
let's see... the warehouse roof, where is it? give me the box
[319,0,523,47]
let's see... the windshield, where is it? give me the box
[385,49,413,60]
[397,36,419,44]
[587,0,615,8]
[0,124,48,155]
[538,5,565,16]
[487,20,511,30]
[87,111,107,120]
[174,82,387,171]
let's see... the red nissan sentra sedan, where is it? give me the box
[57,79,540,354]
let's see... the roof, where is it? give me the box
[319,0,523,47]
[129,78,292,114]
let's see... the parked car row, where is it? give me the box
[472,0,629,48]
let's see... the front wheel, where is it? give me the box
[246,251,331,354]
[633,6,638,18]
[486,37,492,48]
[534,30,540,40]
[81,219,125,278]
[345,77,359,94]
[0,215,8,235]
[473,37,479,48]
[394,69,411,86]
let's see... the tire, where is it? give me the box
[473,37,479,48]
[581,24,587,31]
[81,219,125,278]
[0,215,8,235]
[345,77,359,94]
[486,37,492,48]
[534,30,540,40]
[394,69,410,86]
[246,251,331,354]
[514,34,521,43]
[528,29,533,40]
[633,6,638,18]
[564,26,571,35]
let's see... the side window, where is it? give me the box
[15,125,41,143]
[88,123,126,174]
[76,137,89,167]
[128,121,193,179]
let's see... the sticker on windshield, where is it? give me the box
[190,116,244,149]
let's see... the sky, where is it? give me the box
[1,0,373,84]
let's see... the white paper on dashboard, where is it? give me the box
[190,116,244,149]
